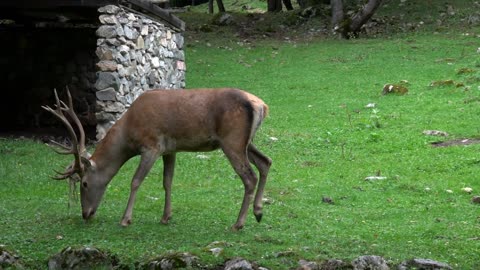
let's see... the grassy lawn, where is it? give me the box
[2,3,480,270]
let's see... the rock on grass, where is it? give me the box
[48,246,119,270]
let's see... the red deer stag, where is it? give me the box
[43,88,271,230]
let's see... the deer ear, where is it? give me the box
[81,157,92,170]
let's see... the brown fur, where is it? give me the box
[75,88,271,230]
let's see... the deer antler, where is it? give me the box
[42,88,88,180]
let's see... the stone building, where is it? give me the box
[0,0,186,140]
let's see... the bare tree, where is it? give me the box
[267,0,293,12]
[331,0,383,38]
[268,0,283,12]
[208,0,225,13]
[283,0,294,10]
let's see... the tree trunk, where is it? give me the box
[208,0,214,13]
[349,0,383,34]
[331,0,383,38]
[331,0,344,34]
[208,0,226,13]
[283,0,294,10]
[268,0,282,12]
[216,0,226,13]
[296,0,306,9]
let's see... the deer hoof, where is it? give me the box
[120,219,131,227]
[160,217,170,225]
[254,213,263,223]
[231,223,244,231]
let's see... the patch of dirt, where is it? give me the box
[431,138,480,147]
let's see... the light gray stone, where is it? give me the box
[95,72,120,91]
[117,16,129,24]
[98,5,120,14]
[298,259,320,270]
[127,13,136,21]
[96,47,114,60]
[124,25,139,40]
[224,258,253,270]
[98,101,125,113]
[173,33,184,49]
[141,25,149,35]
[141,252,199,270]
[98,14,118,24]
[96,88,117,101]
[118,65,135,77]
[118,44,130,53]
[216,13,234,25]
[398,258,452,270]
[96,25,117,38]
[105,38,121,46]
[151,57,160,68]
[96,60,117,71]
[115,24,125,36]
[352,255,389,270]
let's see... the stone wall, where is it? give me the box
[94,5,186,140]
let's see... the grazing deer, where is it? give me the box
[43,88,271,230]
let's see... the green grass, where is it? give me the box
[178,0,480,41]
[2,19,480,270]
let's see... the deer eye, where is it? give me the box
[82,181,88,188]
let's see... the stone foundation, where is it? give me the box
[94,5,186,140]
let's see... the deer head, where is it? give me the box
[42,88,102,218]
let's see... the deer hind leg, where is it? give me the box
[247,144,272,223]
[120,150,158,227]
[161,154,176,224]
[222,143,258,231]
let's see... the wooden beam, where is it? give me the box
[124,0,185,31]
[0,0,185,31]
[0,0,120,8]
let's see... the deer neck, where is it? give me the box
[90,123,133,184]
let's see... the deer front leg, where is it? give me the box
[161,154,176,224]
[120,151,158,227]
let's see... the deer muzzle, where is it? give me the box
[82,208,96,220]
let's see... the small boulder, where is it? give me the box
[213,13,234,26]
[95,72,120,91]
[352,255,389,270]
[0,245,24,269]
[48,246,119,270]
[423,130,449,137]
[321,259,348,269]
[141,252,199,270]
[98,5,120,14]
[322,196,335,204]
[297,259,319,270]
[224,257,254,270]
[398,258,452,270]
[472,196,480,204]
[382,84,408,95]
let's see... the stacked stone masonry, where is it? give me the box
[94,5,186,140]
